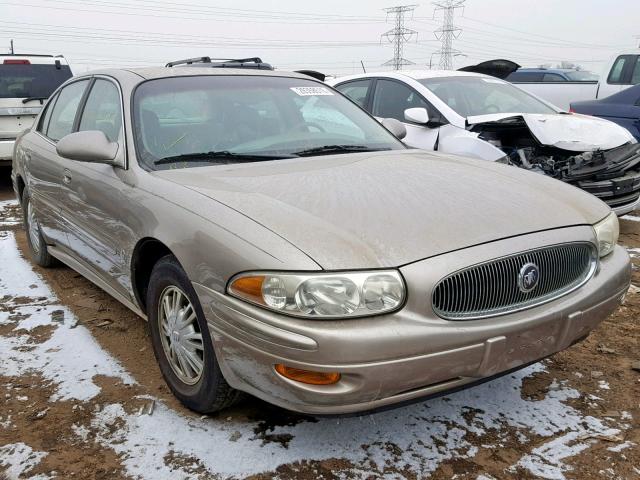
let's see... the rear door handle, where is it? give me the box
[63,168,72,185]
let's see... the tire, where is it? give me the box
[22,188,57,268]
[147,255,240,413]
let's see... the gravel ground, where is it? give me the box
[0,167,638,479]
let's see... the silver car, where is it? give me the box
[11,67,630,414]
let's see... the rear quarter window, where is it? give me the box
[37,93,58,134]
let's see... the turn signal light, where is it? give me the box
[228,275,264,303]
[275,364,341,385]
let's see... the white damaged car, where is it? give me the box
[330,71,640,215]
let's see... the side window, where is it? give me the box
[372,79,430,122]
[543,73,565,82]
[79,79,123,142]
[608,55,632,84]
[47,80,90,142]
[37,92,58,134]
[631,57,640,86]
[507,72,544,82]
[335,80,371,108]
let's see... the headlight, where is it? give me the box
[228,271,405,318]
[593,212,619,258]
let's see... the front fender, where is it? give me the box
[438,125,505,161]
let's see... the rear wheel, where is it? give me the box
[22,189,57,268]
[147,255,240,413]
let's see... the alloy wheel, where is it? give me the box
[27,201,41,255]
[158,286,205,385]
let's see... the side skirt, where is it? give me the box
[47,245,148,321]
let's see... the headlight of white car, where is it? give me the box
[228,271,406,318]
[593,212,619,258]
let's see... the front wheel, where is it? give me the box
[147,255,241,413]
[22,189,57,267]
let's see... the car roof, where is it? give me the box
[0,54,69,65]
[516,68,573,73]
[332,70,494,84]
[83,66,313,82]
[399,70,494,80]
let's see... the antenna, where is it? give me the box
[381,4,418,70]
[9,39,14,54]
[432,0,465,70]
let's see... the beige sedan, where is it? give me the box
[11,67,630,414]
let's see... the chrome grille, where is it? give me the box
[432,243,597,320]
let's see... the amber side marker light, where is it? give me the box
[275,364,341,385]
[229,275,265,304]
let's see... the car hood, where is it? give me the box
[466,113,635,151]
[155,150,609,270]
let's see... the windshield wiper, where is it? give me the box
[154,151,292,166]
[21,97,48,104]
[293,145,389,157]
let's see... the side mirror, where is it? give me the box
[404,107,430,125]
[381,118,407,140]
[56,131,119,164]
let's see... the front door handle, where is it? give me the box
[63,168,72,185]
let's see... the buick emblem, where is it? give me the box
[518,263,539,293]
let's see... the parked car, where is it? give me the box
[570,84,640,141]
[12,67,630,414]
[506,68,599,83]
[0,54,73,166]
[492,51,640,110]
[329,70,640,215]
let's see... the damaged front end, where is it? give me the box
[471,116,640,215]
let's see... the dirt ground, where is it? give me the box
[0,165,638,479]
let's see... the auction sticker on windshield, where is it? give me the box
[290,86,334,96]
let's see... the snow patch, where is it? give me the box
[607,441,634,452]
[0,199,20,227]
[0,442,51,480]
[0,232,134,401]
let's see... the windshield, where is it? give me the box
[418,76,556,118]
[564,70,599,81]
[133,75,405,170]
[0,63,73,99]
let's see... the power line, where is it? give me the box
[381,5,418,70]
[432,0,465,70]
[4,0,386,25]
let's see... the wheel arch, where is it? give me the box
[131,237,179,314]
[15,174,26,202]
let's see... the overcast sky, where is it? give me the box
[1,0,639,77]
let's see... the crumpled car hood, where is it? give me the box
[156,150,610,270]
[466,113,635,151]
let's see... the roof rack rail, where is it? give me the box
[165,56,274,70]
[0,53,59,58]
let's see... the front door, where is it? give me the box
[370,78,441,150]
[59,77,135,300]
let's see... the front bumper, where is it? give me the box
[195,227,630,414]
[578,172,640,216]
[0,139,14,165]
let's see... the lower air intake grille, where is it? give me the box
[432,243,597,320]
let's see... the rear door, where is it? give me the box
[26,78,90,247]
[370,78,442,149]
